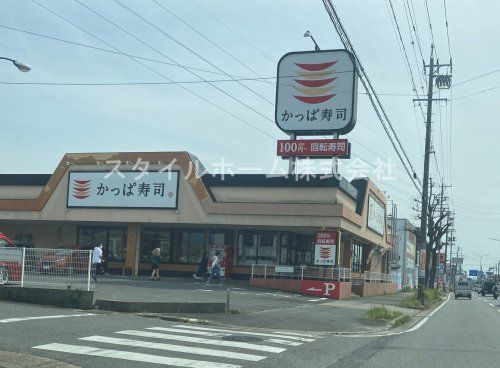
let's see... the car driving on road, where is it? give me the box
[455,280,472,300]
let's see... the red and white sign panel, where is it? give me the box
[315,231,338,245]
[300,280,340,299]
[314,231,338,265]
[275,50,357,135]
[277,139,349,157]
[67,171,179,209]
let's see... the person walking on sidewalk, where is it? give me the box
[206,251,221,285]
[193,251,208,281]
[150,247,161,281]
[92,244,103,282]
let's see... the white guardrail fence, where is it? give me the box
[364,271,398,283]
[251,264,351,282]
[251,265,397,283]
[0,247,95,291]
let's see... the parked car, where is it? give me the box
[0,232,22,285]
[35,244,92,275]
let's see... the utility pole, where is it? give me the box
[439,183,451,290]
[414,46,452,304]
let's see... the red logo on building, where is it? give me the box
[293,61,337,104]
[72,180,91,199]
[320,247,332,259]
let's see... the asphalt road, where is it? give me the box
[0,292,499,368]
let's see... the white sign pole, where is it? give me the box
[288,133,296,175]
[332,132,339,177]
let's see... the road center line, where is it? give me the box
[0,313,96,324]
[489,303,494,308]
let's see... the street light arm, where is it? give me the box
[0,56,31,72]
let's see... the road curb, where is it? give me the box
[95,299,226,314]
[137,313,213,325]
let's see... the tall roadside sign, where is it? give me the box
[275,49,358,174]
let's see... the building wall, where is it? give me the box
[0,152,395,277]
[0,186,43,199]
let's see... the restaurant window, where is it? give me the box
[209,230,235,246]
[107,228,127,261]
[140,227,172,263]
[280,232,291,265]
[77,226,127,262]
[352,241,367,273]
[237,231,277,266]
[172,229,206,264]
[296,235,314,266]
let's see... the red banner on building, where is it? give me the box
[277,139,349,157]
[314,231,338,245]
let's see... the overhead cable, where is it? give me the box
[30,0,278,140]
[322,0,422,195]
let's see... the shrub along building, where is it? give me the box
[0,151,396,298]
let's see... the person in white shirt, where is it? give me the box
[206,251,221,284]
[92,244,103,282]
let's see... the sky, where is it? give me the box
[1,0,500,270]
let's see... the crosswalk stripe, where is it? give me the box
[266,338,302,346]
[143,327,230,337]
[169,325,315,342]
[0,314,95,323]
[33,343,242,368]
[271,331,319,338]
[117,330,286,353]
[80,336,266,361]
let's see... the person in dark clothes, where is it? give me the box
[193,251,208,281]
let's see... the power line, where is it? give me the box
[78,0,275,113]
[187,0,276,63]
[402,0,426,93]
[453,68,500,87]
[0,24,247,78]
[407,0,426,63]
[0,79,420,97]
[453,84,500,100]
[387,0,422,99]
[438,92,445,182]
[72,0,275,125]
[423,0,437,54]
[152,0,274,93]
[449,81,453,184]
[30,0,277,140]
[386,0,425,156]
[443,0,452,60]
[322,0,422,195]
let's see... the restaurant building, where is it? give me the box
[0,151,395,296]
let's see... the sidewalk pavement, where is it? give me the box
[94,275,421,333]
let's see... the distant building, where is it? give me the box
[393,218,417,289]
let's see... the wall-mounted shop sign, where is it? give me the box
[67,171,179,208]
[367,194,385,236]
[314,231,339,266]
